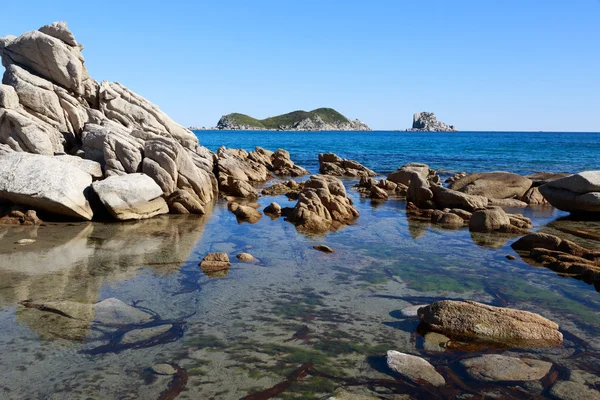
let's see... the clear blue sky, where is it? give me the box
[1,0,599,131]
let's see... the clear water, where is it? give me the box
[1,131,599,399]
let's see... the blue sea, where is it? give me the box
[196,130,600,176]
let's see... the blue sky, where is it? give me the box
[1,0,599,131]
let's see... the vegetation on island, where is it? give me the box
[219,108,351,129]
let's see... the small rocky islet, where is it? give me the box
[1,22,600,400]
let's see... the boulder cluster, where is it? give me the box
[318,152,376,178]
[0,22,218,220]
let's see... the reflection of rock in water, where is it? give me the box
[469,231,518,249]
[0,213,210,339]
[406,216,428,239]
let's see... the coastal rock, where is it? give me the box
[166,189,205,214]
[539,171,600,213]
[0,204,42,225]
[0,152,93,220]
[386,350,445,386]
[406,173,434,209]
[0,107,64,155]
[142,137,217,208]
[437,212,465,227]
[526,172,571,187]
[449,172,532,200]
[236,253,254,262]
[271,149,309,176]
[387,163,433,186]
[247,146,274,168]
[459,354,552,382]
[91,173,168,220]
[200,253,231,272]
[264,202,282,215]
[54,153,103,179]
[217,147,268,197]
[408,112,456,132]
[488,198,528,208]
[234,204,262,223]
[287,175,359,233]
[511,232,600,286]
[318,152,376,178]
[418,300,563,348]
[469,207,532,233]
[520,187,548,205]
[430,185,488,211]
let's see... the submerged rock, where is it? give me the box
[313,244,335,254]
[460,354,552,382]
[151,363,176,375]
[386,350,445,386]
[120,324,173,345]
[418,300,563,348]
[550,380,600,400]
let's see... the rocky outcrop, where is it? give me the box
[449,172,532,200]
[91,173,168,220]
[0,22,216,221]
[387,163,435,186]
[286,175,359,233]
[270,149,309,176]
[0,152,93,220]
[469,207,532,233]
[355,177,407,200]
[407,112,456,132]
[539,171,600,213]
[318,153,376,178]
[511,232,600,287]
[216,147,269,198]
[418,300,563,348]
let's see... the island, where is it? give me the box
[407,112,457,132]
[216,108,371,131]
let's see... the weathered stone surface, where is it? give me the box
[318,152,376,177]
[469,208,512,232]
[99,81,197,148]
[0,84,19,108]
[91,173,168,220]
[120,324,173,345]
[166,189,205,214]
[386,350,445,386]
[54,153,102,179]
[418,300,563,348]
[520,186,548,205]
[93,298,153,325]
[0,108,64,155]
[200,253,231,272]
[217,147,268,197]
[540,171,600,213]
[0,152,92,219]
[407,173,434,209]
[288,175,359,233]
[450,172,532,200]
[369,185,388,200]
[430,185,488,211]
[526,172,571,187]
[511,232,563,252]
[143,137,217,208]
[438,212,465,227]
[488,198,528,208]
[2,28,88,94]
[460,354,552,382]
[271,149,309,176]
[0,204,42,225]
[234,204,262,223]
[151,364,176,375]
[387,163,432,186]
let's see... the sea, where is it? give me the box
[0,130,599,399]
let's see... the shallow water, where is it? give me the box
[2,132,600,399]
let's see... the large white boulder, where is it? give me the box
[540,171,600,213]
[91,173,168,220]
[0,152,93,219]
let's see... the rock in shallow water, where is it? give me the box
[418,300,563,348]
[200,252,231,272]
[460,354,552,382]
[313,244,335,254]
[539,171,600,213]
[386,350,445,387]
[236,253,254,262]
[151,363,176,375]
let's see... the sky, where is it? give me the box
[1,0,599,131]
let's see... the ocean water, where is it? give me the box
[196,130,600,176]
[1,131,600,399]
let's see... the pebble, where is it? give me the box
[236,253,254,262]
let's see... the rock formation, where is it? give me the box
[285,175,359,233]
[449,172,532,200]
[0,22,217,220]
[318,152,376,177]
[539,171,600,213]
[407,112,456,132]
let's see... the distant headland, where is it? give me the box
[216,108,371,131]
